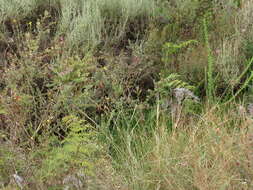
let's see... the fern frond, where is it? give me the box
[37,115,98,180]
[163,40,198,55]
[155,73,195,97]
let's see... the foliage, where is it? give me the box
[105,103,253,190]
[154,73,195,99]
[203,16,214,101]
[36,115,99,182]
[1,0,253,189]
[163,40,198,55]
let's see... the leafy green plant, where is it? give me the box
[162,40,198,68]
[36,115,99,182]
[163,40,198,56]
[154,73,195,98]
[203,16,214,101]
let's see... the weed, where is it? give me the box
[35,115,99,183]
[203,16,215,102]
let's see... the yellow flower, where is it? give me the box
[28,21,32,28]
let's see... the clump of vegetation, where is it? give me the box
[106,104,253,190]
[0,0,253,189]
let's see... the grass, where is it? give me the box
[104,103,253,190]
[0,0,156,52]
[60,0,156,51]
[1,0,253,189]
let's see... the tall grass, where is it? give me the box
[105,103,253,190]
[0,0,37,21]
[214,0,253,90]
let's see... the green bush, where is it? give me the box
[35,115,99,182]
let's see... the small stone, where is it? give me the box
[173,88,199,104]
[13,174,24,189]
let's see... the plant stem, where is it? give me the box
[203,17,214,102]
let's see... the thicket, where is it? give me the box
[0,0,253,189]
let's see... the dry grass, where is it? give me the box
[109,103,253,190]
[214,0,253,87]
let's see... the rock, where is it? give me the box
[12,173,24,189]
[173,88,199,104]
